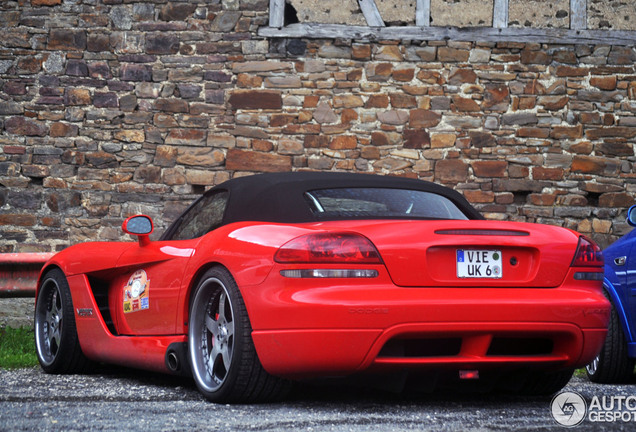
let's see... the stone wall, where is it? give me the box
[508,0,570,28]
[286,0,636,29]
[0,298,34,329]
[588,0,636,30]
[0,0,635,254]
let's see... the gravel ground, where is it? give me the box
[0,299,634,431]
[1,367,634,432]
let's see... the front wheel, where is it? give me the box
[34,268,90,373]
[188,267,290,403]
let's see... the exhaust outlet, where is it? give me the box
[165,342,192,377]
[167,351,180,372]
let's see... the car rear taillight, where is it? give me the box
[274,233,382,264]
[571,236,604,267]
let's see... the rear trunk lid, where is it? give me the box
[330,220,580,288]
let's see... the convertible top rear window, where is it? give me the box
[161,172,483,240]
[304,188,468,220]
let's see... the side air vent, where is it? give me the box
[87,276,117,335]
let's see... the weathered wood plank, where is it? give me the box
[269,0,285,28]
[570,0,587,30]
[259,23,636,46]
[358,0,385,27]
[416,0,430,27]
[493,0,509,29]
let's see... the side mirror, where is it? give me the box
[122,215,154,246]
[627,205,636,228]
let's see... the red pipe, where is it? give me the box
[0,253,54,297]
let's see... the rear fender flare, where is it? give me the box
[181,262,237,332]
[180,261,267,336]
[36,263,65,299]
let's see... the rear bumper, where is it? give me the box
[245,272,610,379]
[252,323,607,379]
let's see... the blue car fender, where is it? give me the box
[602,275,634,344]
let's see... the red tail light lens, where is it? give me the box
[275,233,382,264]
[571,236,604,267]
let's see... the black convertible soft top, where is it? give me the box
[213,171,483,225]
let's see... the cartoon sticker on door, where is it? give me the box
[123,269,150,313]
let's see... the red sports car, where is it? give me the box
[35,172,610,402]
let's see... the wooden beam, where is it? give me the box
[493,0,509,28]
[259,23,636,46]
[570,0,587,30]
[269,0,285,28]
[358,0,385,27]
[416,0,430,27]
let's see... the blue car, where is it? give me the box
[586,206,636,383]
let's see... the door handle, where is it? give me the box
[614,256,627,266]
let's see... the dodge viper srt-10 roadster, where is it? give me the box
[35,172,610,403]
[586,205,636,383]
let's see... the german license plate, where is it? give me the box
[457,249,502,278]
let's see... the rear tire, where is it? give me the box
[586,291,635,383]
[34,268,90,373]
[188,267,291,403]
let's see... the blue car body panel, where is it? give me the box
[603,218,636,358]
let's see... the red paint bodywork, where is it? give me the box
[37,218,610,378]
